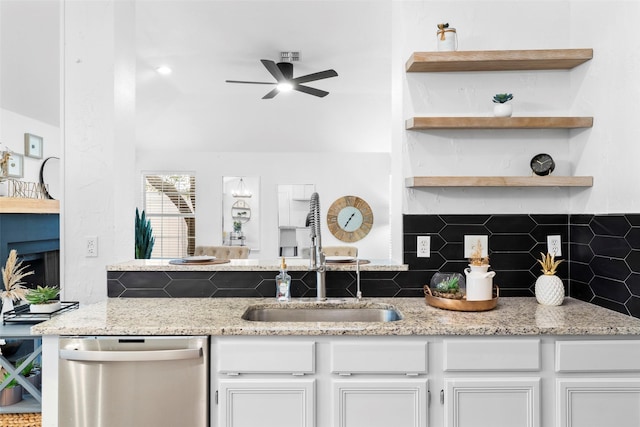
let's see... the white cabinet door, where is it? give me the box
[218,379,315,427]
[444,378,540,427]
[332,379,428,427]
[557,378,640,427]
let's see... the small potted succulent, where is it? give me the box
[430,272,465,300]
[0,370,23,406]
[25,285,61,313]
[492,93,514,117]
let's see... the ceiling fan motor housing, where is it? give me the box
[277,62,294,80]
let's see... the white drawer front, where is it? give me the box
[331,341,428,375]
[218,340,315,374]
[444,339,540,371]
[556,340,640,372]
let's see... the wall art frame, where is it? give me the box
[24,133,43,159]
[7,153,23,178]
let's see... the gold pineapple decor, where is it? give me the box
[535,252,564,306]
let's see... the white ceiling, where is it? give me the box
[1,1,392,153]
[135,0,392,153]
[0,0,60,127]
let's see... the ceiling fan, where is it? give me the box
[226,55,338,99]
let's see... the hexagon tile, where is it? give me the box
[404,214,640,319]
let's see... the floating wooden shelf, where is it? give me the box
[0,197,59,214]
[406,116,594,130]
[406,49,593,72]
[405,176,593,188]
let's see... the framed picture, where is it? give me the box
[7,153,23,178]
[24,133,43,159]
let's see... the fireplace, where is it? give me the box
[0,213,60,288]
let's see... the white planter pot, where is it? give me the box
[493,103,513,117]
[29,301,62,313]
[535,274,564,306]
[1,297,14,316]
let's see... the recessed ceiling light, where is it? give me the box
[155,66,172,75]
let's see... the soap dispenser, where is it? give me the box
[276,257,291,302]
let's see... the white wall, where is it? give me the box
[0,109,61,183]
[62,0,136,303]
[394,0,640,215]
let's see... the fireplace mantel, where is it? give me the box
[0,197,59,214]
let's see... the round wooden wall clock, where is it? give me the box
[326,196,374,243]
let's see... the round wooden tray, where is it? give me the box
[424,285,499,312]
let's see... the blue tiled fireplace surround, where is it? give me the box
[107,214,640,319]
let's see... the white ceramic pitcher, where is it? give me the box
[464,264,495,301]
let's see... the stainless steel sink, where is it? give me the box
[241,305,403,322]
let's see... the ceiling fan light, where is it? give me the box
[277,82,294,92]
[155,65,172,75]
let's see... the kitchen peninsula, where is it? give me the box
[33,297,640,427]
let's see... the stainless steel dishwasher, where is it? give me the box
[58,336,208,427]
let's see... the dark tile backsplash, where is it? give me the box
[109,213,640,319]
[403,214,568,298]
[405,213,640,318]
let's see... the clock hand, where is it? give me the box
[343,213,355,228]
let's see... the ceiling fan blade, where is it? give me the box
[291,69,338,84]
[294,84,329,98]
[225,80,276,85]
[260,59,286,82]
[262,88,280,99]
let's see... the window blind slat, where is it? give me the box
[143,173,196,258]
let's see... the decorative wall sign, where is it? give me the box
[24,133,43,159]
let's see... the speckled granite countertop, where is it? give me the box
[107,258,408,272]
[31,297,640,336]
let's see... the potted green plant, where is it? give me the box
[135,208,155,259]
[18,359,41,390]
[492,93,514,117]
[25,285,61,313]
[0,369,23,406]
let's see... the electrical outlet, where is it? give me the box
[86,236,98,257]
[417,236,431,258]
[547,235,562,257]
[464,235,488,258]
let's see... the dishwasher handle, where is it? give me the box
[60,347,203,362]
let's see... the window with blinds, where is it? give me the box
[143,173,196,259]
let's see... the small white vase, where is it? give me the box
[1,297,14,316]
[30,300,62,313]
[535,274,564,306]
[464,264,495,301]
[436,28,458,51]
[493,103,512,117]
